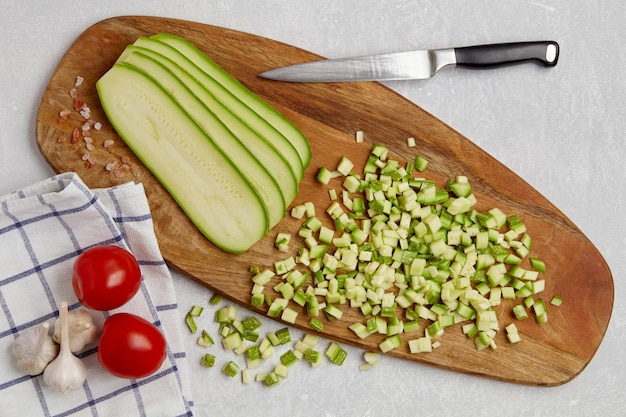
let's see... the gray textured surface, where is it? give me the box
[2,1,623,416]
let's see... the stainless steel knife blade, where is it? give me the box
[258,41,559,82]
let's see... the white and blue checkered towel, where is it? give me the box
[0,172,193,417]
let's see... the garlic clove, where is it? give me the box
[53,307,98,352]
[11,322,59,376]
[43,302,87,393]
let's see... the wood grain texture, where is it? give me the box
[35,16,613,386]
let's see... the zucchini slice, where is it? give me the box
[120,36,306,182]
[117,51,286,228]
[96,63,268,253]
[150,33,311,170]
[118,45,298,208]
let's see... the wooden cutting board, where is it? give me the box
[35,16,613,386]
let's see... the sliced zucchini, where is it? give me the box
[121,36,306,182]
[118,45,298,207]
[96,63,267,253]
[149,33,311,170]
[117,51,286,227]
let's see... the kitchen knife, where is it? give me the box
[259,41,559,82]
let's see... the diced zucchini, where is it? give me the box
[222,361,240,377]
[512,304,529,320]
[550,295,563,306]
[530,257,546,273]
[185,313,198,334]
[197,330,215,347]
[408,337,432,353]
[308,317,324,332]
[222,331,243,350]
[242,141,555,356]
[280,350,299,367]
[201,353,216,368]
[415,155,429,172]
[325,342,348,365]
[316,166,332,185]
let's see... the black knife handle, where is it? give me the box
[454,41,559,68]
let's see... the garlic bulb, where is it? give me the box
[53,308,97,352]
[43,302,87,393]
[11,322,59,375]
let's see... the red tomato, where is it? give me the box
[72,245,141,311]
[98,313,167,379]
